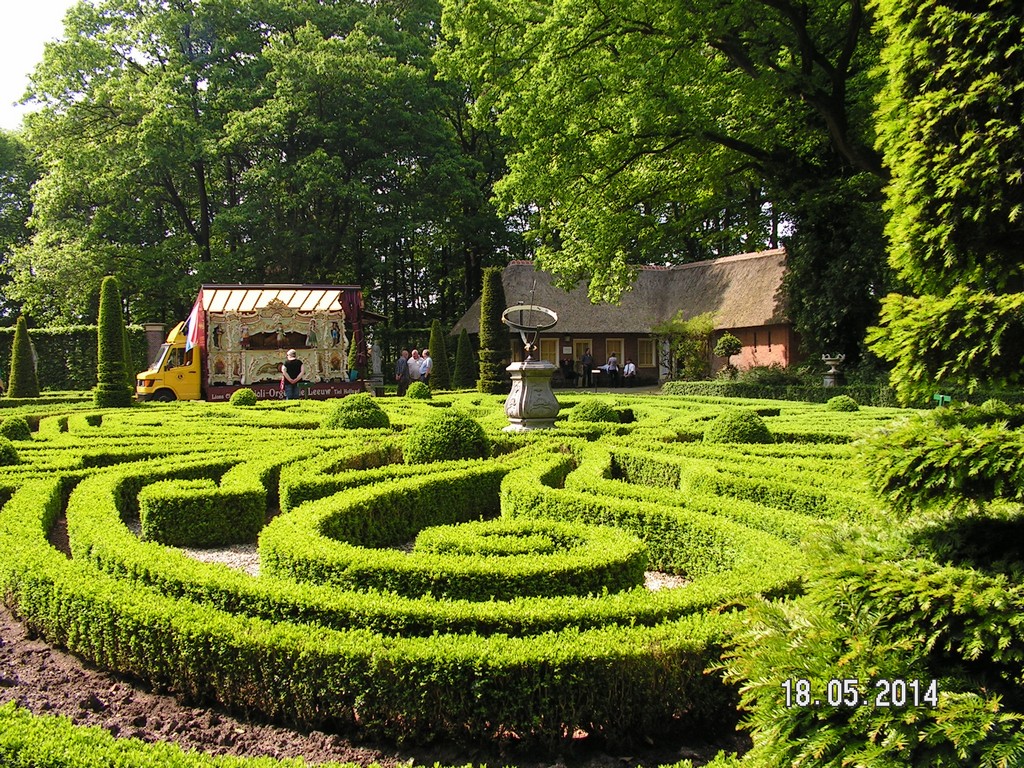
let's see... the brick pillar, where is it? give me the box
[143,323,167,367]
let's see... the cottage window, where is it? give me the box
[539,338,558,365]
[638,338,656,367]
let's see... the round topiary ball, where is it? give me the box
[229,388,258,407]
[0,436,19,465]
[403,409,489,464]
[703,409,774,444]
[0,415,32,441]
[406,381,432,399]
[568,400,620,423]
[322,393,391,430]
[826,394,860,412]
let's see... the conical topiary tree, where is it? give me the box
[478,266,509,394]
[452,328,476,389]
[348,335,359,378]
[427,319,451,390]
[94,276,133,407]
[7,316,39,398]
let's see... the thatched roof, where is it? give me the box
[452,248,789,336]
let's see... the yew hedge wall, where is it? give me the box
[0,325,149,392]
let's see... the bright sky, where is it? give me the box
[0,0,77,131]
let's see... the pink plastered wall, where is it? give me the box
[711,325,795,373]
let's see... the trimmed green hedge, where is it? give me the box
[565,444,829,545]
[63,456,774,639]
[0,701,364,768]
[0,390,908,755]
[261,467,648,600]
[500,456,807,591]
[610,447,876,520]
[703,409,774,444]
[662,379,899,407]
[3,476,734,748]
[321,392,391,429]
[403,409,489,464]
[0,325,147,393]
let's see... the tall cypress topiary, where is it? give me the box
[7,316,39,398]
[348,335,359,377]
[427,319,452,390]
[477,266,509,393]
[452,328,476,389]
[94,276,133,407]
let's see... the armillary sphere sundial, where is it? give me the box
[500,303,561,431]
[501,303,559,361]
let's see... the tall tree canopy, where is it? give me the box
[10,0,517,331]
[0,131,38,323]
[868,1,1024,403]
[438,0,891,359]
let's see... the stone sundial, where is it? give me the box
[501,303,558,361]
[499,303,561,431]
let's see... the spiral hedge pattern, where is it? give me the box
[0,392,899,758]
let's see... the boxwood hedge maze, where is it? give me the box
[0,391,902,764]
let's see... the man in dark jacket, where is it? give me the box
[394,349,410,395]
[581,348,594,387]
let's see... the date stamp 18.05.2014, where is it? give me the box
[782,678,939,709]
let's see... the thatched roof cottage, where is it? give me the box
[452,248,799,382]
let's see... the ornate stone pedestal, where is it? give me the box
[503,360,560,431]
[822,354,846,388]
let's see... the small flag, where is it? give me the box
[184,299,201,351]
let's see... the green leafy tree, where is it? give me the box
[94,276,132,407]
[652,311,716,380]
[713,332,742,372]
[725,7,1024,765]
[439,0,890,360]
[14,0,515,333]
[10,0,258,323]
[723,533,1024,767]
[868,1,1024,403]
[427,319,452,390]
[452,327,476,389]
[0,131,38,322]
[477,266,509,393]
[6,316,39,398]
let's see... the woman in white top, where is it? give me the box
[420,349,433,383]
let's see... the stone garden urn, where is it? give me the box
[822,353,845,387]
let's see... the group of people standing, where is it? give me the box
[393,348,433,395]
[575,348,637,387]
